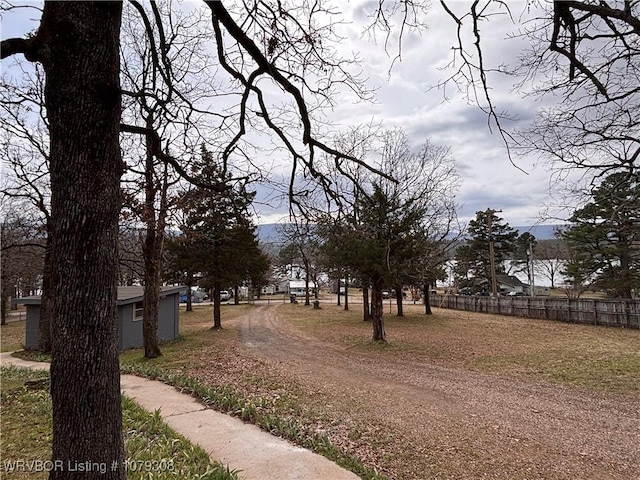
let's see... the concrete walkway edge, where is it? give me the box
[1,353,360,480]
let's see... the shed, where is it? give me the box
[14,285,183,350]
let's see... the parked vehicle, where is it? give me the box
[219,290,231,301]
[507,291,526,297]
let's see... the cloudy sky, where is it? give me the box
[2,1,566,229]
[250,0,567,228]
[335,1,562,227]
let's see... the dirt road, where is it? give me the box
[236,304,640,480]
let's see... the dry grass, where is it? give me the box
[282,302,640,392]
[117,301,640,479]
[6,301,639,479]
[0,319,27,352]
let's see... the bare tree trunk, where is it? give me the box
[344,277,349,311]
[212,281,222,329]
[371,275,386,342]
[141,118,162,359]
[142,221,163,358]
[44,4,125,478]
[38,236,52,352]
[362,283,371,321]
[0,290,8,326]
[424,281,433,315]
[234,285,240,304]
[395,284,404,317]
[304,271,310,306]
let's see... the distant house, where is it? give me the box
[278,279,317,296]
[14,285,183,350]
[496,275,528,294]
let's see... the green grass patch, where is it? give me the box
[0,366,239,480]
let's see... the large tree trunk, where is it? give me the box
[0,289,8,326]
[142,219,162,358]
[344,277,349,311]
[44,3,125,479]
[362,282,371,321]
[395,284,404,317]
[141,116,162,359]
[185,274,193,312]
[212,281,222,329]
[234,285,240,305]
[38,235,53,352]
[370,275,386,342]
[424,281,433,315]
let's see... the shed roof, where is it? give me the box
[13,285,185,307]
[496,275,528,288]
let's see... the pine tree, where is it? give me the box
[454,210,518,293]
[562,173,640,299]
[175,145,260,328]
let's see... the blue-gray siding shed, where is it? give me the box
[16,286,183,350]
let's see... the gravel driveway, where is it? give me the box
[235,304,640,480]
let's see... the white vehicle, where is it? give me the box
[219,290,231,301]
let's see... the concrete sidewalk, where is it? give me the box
[1,353,360,480]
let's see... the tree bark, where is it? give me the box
[370,275,386,342]
[141,116,162,359]
[424,281,433,315]
[344,277,349,311]
[185,277,193,312]
[38,235,53,352]
[0,290,7,326]
[395,284,404,317]
[304,271,310,306]
[42,3,125,479]
[234,285,240,305]
[362,283,371,321]
[212,282,222,329]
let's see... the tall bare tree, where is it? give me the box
[2,3,379,473]
[1,64,53,352]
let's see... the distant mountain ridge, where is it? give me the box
[513,225,566,240]
[257,223,566,245]
[256,223,285,245]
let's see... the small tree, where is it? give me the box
[176,145,258,329]
[534,238,569,289]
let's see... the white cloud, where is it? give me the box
[318,0,562,227]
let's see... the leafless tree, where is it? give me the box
[0,63,53,351]
[534,238,569,289]
[433,1,639,210]
[0,2,386,475]
[0,206,45,325]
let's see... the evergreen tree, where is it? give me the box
[454,210,518,293]
[562,173,640,299]
[175,145,259,328]
[510,232,537,286]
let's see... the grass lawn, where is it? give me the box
[0,366,239,480]
[279,302,640,392]
[0,318,27,352]
[4,301,639,480]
